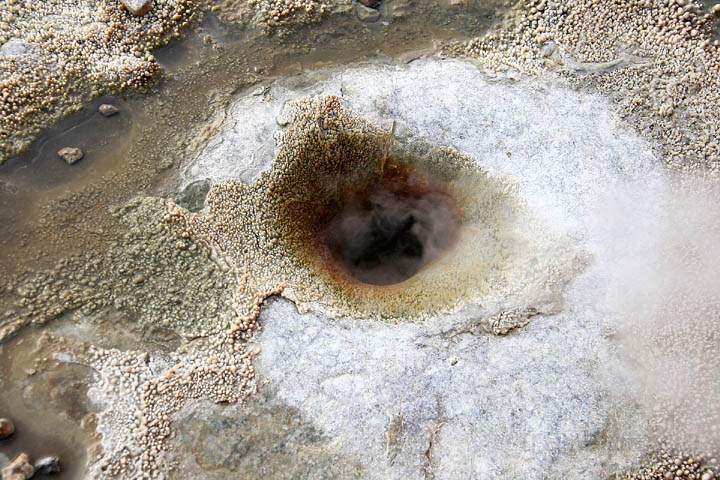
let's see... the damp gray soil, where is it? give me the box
[0,329,95,479]
[0,95,136,254]
[0,312,187,478]
[0,3,508,476]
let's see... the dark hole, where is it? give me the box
[323,167,460,286]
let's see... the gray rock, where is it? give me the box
[34,456,61,475]
[356,3,381,22]
[98,104,119,117]
[0,39,30,57]
[540,40,557,58]
[0,418,14,439]
[1,453,34,480]
[120,0,152,16]
[175,179,211,213]
[171,393,363,479]
[359,0,381,7]
[57,147,84,165]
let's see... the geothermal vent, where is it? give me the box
[322,162,461,286]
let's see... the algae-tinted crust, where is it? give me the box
[185,96,583,321]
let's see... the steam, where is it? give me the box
[324,181,460,286]
[597,173,720,456]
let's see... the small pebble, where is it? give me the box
[98,104,120,117]
[34,455,62,475]
[1,452,34,480]
[120,0,152,17]
[0,417,15,439]
[356,3,381,21]
[57,147,84,165]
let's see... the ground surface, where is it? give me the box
[1,1,719,479]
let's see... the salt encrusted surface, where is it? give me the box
[256,294,642,479]
[71,58,718,478]
[184,58,659,205]
[182,58,671,478]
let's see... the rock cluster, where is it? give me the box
[1,453,62,479]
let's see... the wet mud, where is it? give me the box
[0,329,95,479]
